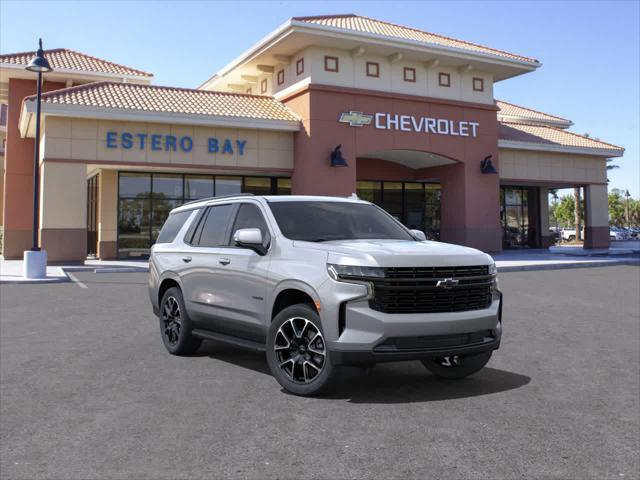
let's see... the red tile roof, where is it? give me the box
[497,100,571,127]
[0,48,152,78]
[26,81,299,122]
[293,14,539,64]
[499,122,624,154]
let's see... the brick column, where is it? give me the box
[584,184,610,249]
[2,78,65,258]
[539,187,553,247]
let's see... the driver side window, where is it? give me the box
[231,204,271,246]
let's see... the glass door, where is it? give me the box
[86,175,99,257]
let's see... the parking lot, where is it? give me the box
[1,266,638,479]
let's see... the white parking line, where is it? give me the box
[66,272,88,289]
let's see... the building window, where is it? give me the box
[473,77,484,92]
[245,88,252,94]
[438,72,450,87]
[117,173,291,258]
[260,78,268,94]
[366,62,379,78]
[324,56,339,72]
[403,67,416,82]
[296,58,304,75]
[277,69,284,85]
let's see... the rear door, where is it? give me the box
[178,203,237,331]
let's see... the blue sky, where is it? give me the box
[1,0,638,196]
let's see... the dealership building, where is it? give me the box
[0,14,624,261]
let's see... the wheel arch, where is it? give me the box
[270,281,321,321]
[157,273,183,307]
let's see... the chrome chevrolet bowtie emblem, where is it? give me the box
[436,278,459,289]
[339,111,373,127]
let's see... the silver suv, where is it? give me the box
[149,194,502,396]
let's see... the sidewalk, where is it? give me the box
[2,249,638,284]
[491,249,639,272]
[0,258,149,284]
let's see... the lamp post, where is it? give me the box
[23,39,52,279]
[624,189,631,229]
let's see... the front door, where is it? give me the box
[86,175,99,257]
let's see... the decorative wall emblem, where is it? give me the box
[338,111,374,127]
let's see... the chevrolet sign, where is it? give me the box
[338,111,373,127]
[339,111,480,137]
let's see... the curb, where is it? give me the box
[497,259,640,273]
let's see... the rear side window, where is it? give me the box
[194,204,234,247]
[231,204,271,246]
[156,210,192,244]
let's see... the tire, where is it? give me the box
[159,286,202,355]
[567,235,575,242]
[266,304,335,396]
[421,351,492,379]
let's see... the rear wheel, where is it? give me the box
[159,287,202,355]
[266,304,335,396]
[421,351,492,379]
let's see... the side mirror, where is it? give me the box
[409,229,427,241]
[233,228,267,255]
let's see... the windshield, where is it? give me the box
[268,201,415,242]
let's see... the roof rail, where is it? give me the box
[180,193,255,207]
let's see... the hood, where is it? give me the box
[292,239,492,268]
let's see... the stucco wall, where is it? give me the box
[273,46,494,105]
[42,117,294,171]
[499,148,607,184]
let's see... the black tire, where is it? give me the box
[159,287,202,355]
[421,351,492,379]
[266,304,335,396]
[567,235,575,242]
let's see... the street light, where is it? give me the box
[23,39,52,279]
[625,189,631,229]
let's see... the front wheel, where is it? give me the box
[266,304,336,396]
[421,351,492,379]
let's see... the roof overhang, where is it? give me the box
[200,19,540,89]
[19,99,301,138]
[498,139,624,158]
[497,114,573,129]
[0,62,153,86]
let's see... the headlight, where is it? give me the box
[488,262,497,276]
[327,264,384,281]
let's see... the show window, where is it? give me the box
[324,56,339,72]
[261,78,268,94]
[277,69,284,85]
[438,72,451,87]
[473,77,484,92]
[403,67,416,82]
[366,62,380,78]
[117,173,291,258]
[296,58,304,75]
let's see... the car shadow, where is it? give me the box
[197,341,531,404]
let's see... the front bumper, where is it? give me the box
[328,293,503,366]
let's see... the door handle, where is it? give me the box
[182,256,192,263]
[218,257,231,265]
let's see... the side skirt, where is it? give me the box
[192,329,266,353]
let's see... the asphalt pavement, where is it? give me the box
[1,266,638,479]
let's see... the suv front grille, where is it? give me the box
[369,266,493,314]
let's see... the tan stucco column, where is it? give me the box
[584,184,610,249]
[39,161,87,262]
[98,170,118,259]
[539,188,552,247]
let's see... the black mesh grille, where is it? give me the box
[369,266,493,314]
[374,330,494,352]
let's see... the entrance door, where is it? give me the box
[500,186,540,248]
[87,175,99,257]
